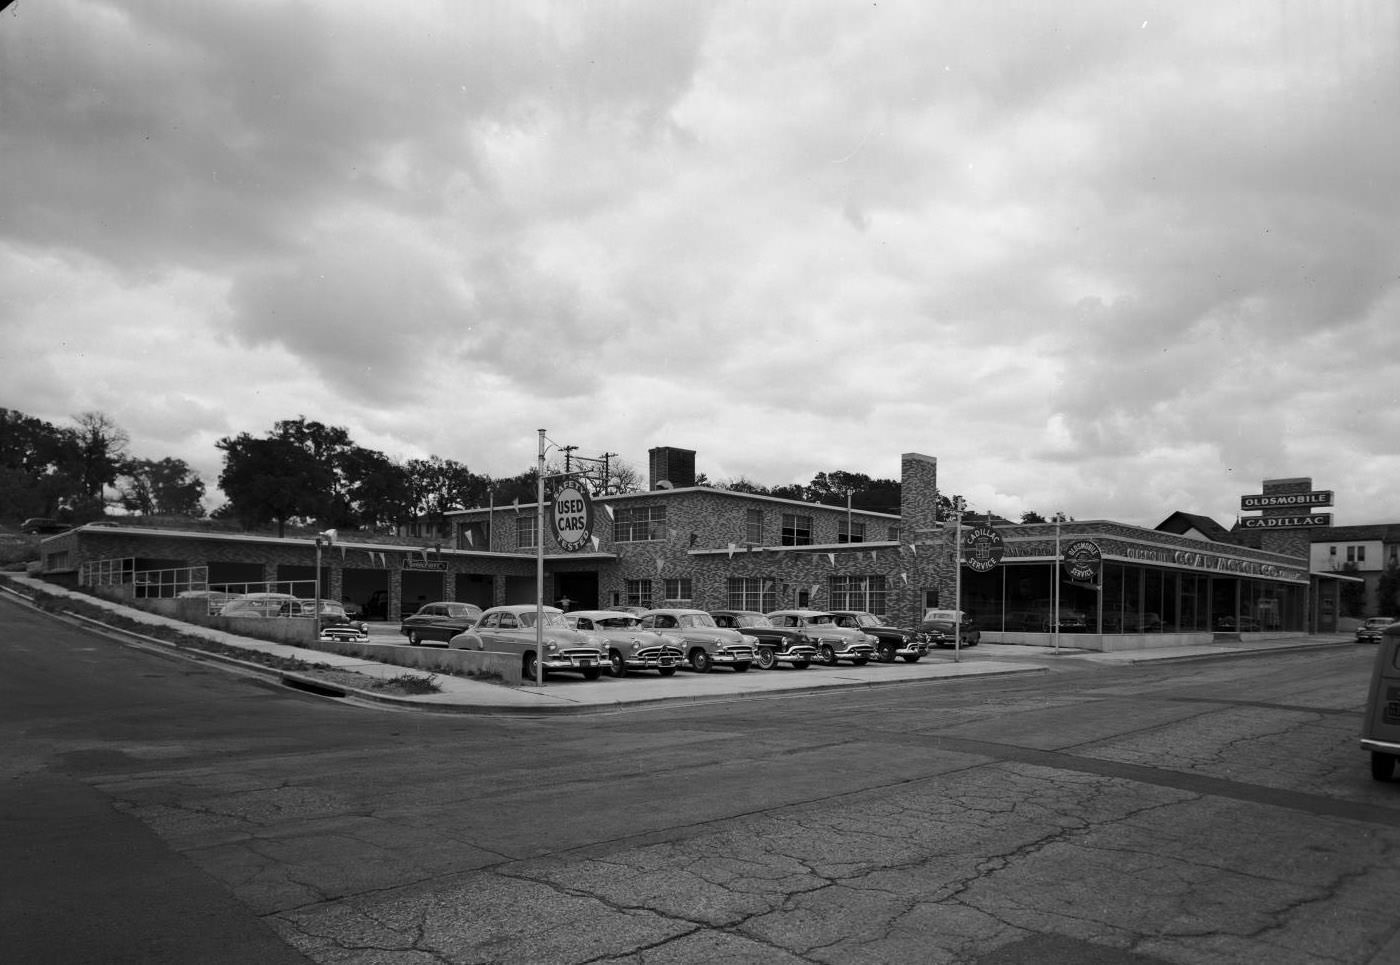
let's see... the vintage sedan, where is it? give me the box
[638,609,755,673]
[449,604,607,681]
[564,609,684,677]
[766,610,877,666]
[920,608,981,647]
[709,610,816,670]
[302,599,370,641]
[1357,616,1397,644]
[828,610,929,663]
[400,601,484,646]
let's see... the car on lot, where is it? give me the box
[563,609,684,677]
[220,592,306,618]
[400,601,484,646]
[20,517,67,534]
[920,608,980,647]
[449,604,607,680]
[1361,622,1400,780]
[709,610,817,670]
[302,599,370,641]
[176,589,236,615]
[828,610,930,663]
[1007,605,1088,633]
[766,610,877,666]
[1357,617,1397,644]
[638,608,756,673]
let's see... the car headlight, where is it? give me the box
[545,641,558,653]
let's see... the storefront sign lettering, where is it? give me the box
[1238,514,1332,530]
[1241,491,1333,510]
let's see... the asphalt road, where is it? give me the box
[4,593,1399,964]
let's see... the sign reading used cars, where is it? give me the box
[550,483,594,552]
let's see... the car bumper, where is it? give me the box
[711,649,756,665]
[623,651,682,670]
[1363,738,1400,755]
[543,653,605,671]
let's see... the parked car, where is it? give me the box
[920,608,980,647]
[302,599,370,640]
[828,610,930,663]
[449,604,607,680]
[1361,623,1400,780]
[220,592,306,618]
[20,517,66,534]
[1357,617,1397,644]
[638,609,756,673]
[176,589,235,615]
[766,610,876,666]
[400,601,484,646]
[563,610,684,677]
[1007,605,1088,633]
[709,610,817,670]
[1214,615,1262,633]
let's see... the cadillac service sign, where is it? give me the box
[963,526,1005,574]
[550,483,595,552]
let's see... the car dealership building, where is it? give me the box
[35,448,1347,650]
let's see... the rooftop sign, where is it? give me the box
[1241,491,1333,510]
[1238,514,1332,530]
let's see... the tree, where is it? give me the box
[342,447,413,532]
[70,411,129,509]
[404,456,490,534]
[0,408,79,520]
[216,434,335,536]
[1377,562,1400,617]
[118,457,206,516]
[1021,511,1047,524]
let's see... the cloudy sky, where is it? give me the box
[3,1,1398,528]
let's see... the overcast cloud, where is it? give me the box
[3,1,1398,528]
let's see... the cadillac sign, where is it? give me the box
[963,526,1005,573]
[1238,514,1332,530]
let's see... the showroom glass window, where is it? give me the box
[615,505,667,541]
[781,513,813,546]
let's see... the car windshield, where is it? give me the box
[679,613,718,629]
[446,604,477,617]
[735,614,773,628]
[597,617,640,629]
[517,611,568,629]
[802,614,834,626]
[838,612,883,627]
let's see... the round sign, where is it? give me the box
[963,526,1005,573]
[1062,539,1102,582]
[550,483,594,552]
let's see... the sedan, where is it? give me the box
[400,601,484,646]
[1358,617,1397,644]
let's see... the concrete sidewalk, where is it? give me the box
[3,576,1357,716]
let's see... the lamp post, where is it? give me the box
[535,428,546,687]
[313,535,324,640]
[952,497,964,664]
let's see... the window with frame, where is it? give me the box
[624,579,652,607]
[829,574,888,614]
[664,578,692,601]
[516,515,537,549]
[727,577,776,612]
[745,508,763,545]
[781,513,813,546]
[838,518,866,543]
[615,505,667,542]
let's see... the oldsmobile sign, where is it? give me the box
[1062,539,1102,582]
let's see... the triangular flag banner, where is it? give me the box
[655,557,665,575]
[870,550,878,561]
[827,553,836,566]
[590,535,600,551]
[809,583,820,596]
[339,545,346,560]
[604,504,615,519]
[421,548,429,562]
[908,543,917,556]
[901,572,909,584]
[463,530,474,546]
[728,543,736,559]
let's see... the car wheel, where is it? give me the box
[755,647,777,670]
[1373,751,1395,782]
[791,660,810,670]
[902,654,921,663]
[582,667,602,681]
[877,642,896,663]
[817,644,837,666]
[689,648,713,673]
[523,652,541,683]
[608,651,627,678]
[658,667,677,677]
[732,662,750,673]
[408,630,421,646]
[852,657,869,667]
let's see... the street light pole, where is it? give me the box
[953,497,964,664]
[535,428,546,687]
[313,536,323,640]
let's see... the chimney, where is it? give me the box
[649,447,697,490]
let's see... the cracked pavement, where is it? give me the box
[7,598,1400,964]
